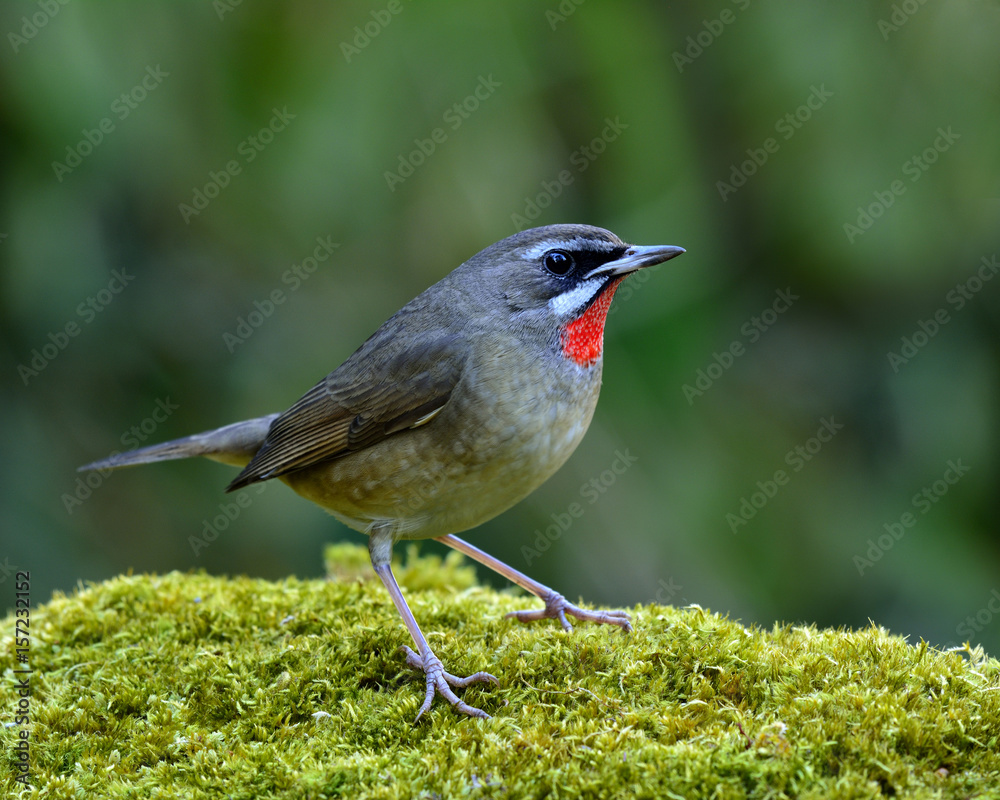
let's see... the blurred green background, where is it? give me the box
[2,1,998,655]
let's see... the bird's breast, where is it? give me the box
[283,342,603,540]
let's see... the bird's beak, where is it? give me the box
[586,244,686,279]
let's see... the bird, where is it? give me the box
[80,224,685,720]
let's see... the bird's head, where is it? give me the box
[460,224,685,367]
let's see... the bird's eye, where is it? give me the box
[543,250,574,276]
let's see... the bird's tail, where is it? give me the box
[78,414,280,473]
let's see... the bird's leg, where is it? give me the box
[368,529,497,721]
[436,534,632,633]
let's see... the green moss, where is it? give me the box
[2,543,999,799]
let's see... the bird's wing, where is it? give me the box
[226,332,467,490]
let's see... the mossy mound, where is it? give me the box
[2,543,999,798]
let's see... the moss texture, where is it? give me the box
[2,542,999,799]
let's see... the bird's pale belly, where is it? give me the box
[283,358,603,541]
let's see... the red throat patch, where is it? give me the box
[560,276,626,367]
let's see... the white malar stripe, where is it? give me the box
[548,278,604,318]
[521,237,620,261]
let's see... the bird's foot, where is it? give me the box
[505,590,633,633]
[401,645,497,721]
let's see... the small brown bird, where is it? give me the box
[81,224,684,719]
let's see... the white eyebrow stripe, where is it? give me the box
[520,237,620,260]
[547,277,604,318]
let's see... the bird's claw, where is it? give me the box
[401,645,497,721]
[505,590,633,633]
